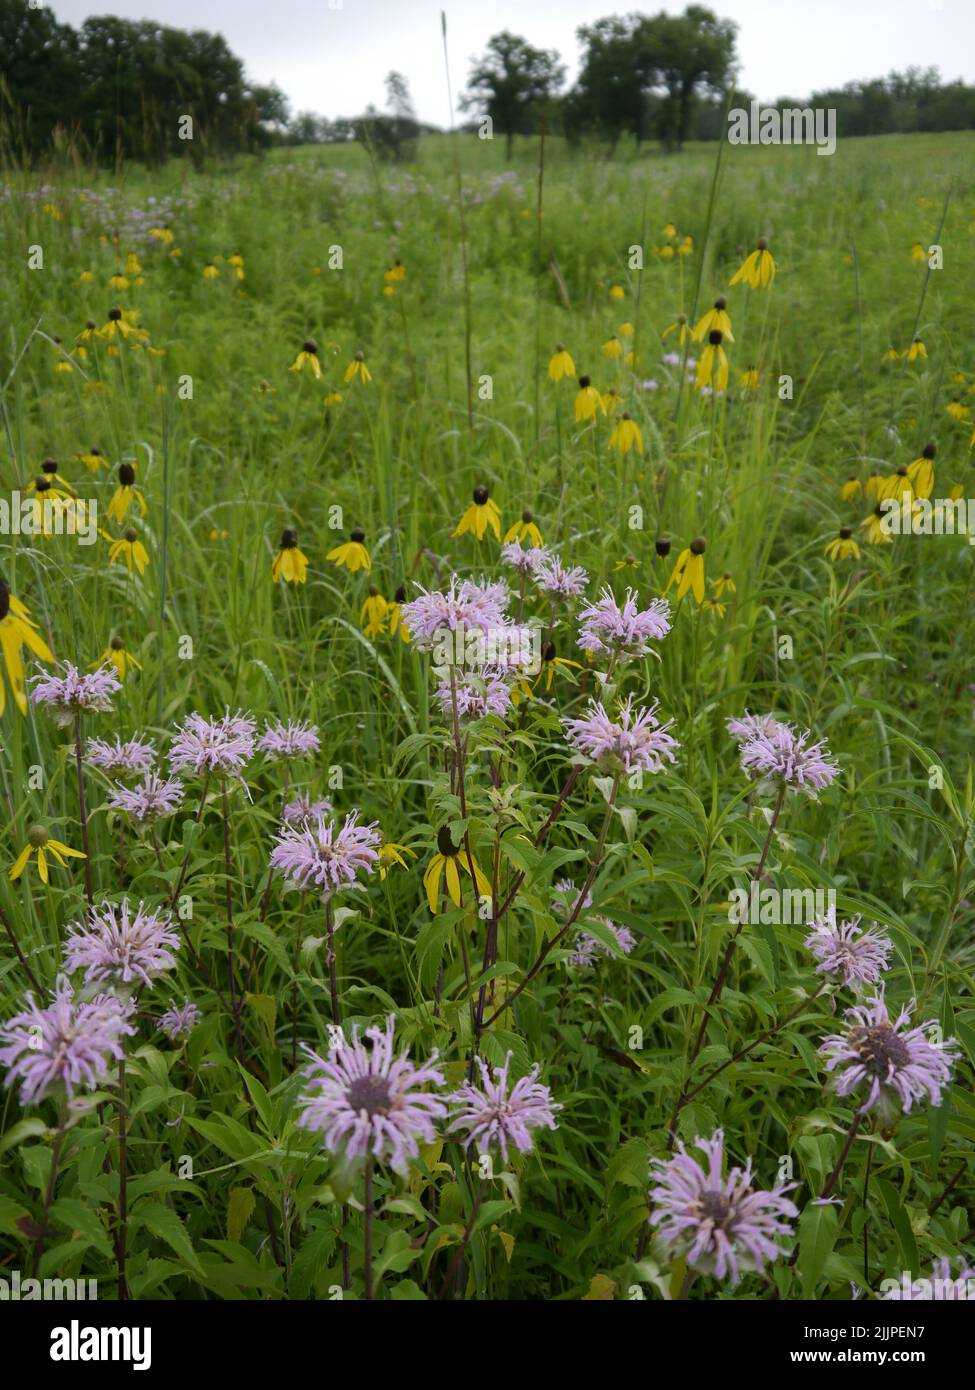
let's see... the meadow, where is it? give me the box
[0,126,973,1302]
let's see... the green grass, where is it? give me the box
[0,128,973,1301]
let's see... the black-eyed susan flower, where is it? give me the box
[94,635,141,681]
[103,527,149,575]
[608,412,643,456]
[906,335,927,363]
[327,528,371,573]
[712,571,736,599]
[663,314,688,345]
[453,485,501,542]
[729,237,776,289]
[107,462,147,524]
[100,306,134,340]
[667,537,707,604]
[692,297,734,343]
[0,579,54,716]
[547,344,575,382]
[906,442,936,499]
[272,528,308,584]
[360,587,389,637]
[344,351,372,384]
[840,477,862,502]
[503,508,543,547]
[378,839,416,880]
[824,526,860,561]
[423,825,491,913]
[9,824,85,885]
[695,330,729,392]
[202,261,220,280]
[602,335,624,360]
[859,506,893,546]
[74,446,107,474]
[574,375,603,423]
[289,339,322,378]
[388,585,411,643]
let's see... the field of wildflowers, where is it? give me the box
[0,128,973,1307]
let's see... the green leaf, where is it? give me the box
[227,1186,256,1243]
[798,1201,838,1299]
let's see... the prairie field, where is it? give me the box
[0,127,973,1303]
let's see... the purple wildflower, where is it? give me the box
[435,668,512,720]
[63,899,180,988]
[271,810,381,895]
[650,1130,798,1284]
[563,695,679,775]
[534,555,590,598]
[30,662,121,726]
[257,719,321,761]
[577,586,672,659]
[738,721,838,797]
[399,576,508,652]
[169,709,256,777]
[804,910,892,988]
[297,1016,446,1175]
[447,1053,561,1162]
[158,999,202,1042]
[501,540,549,574]
[282,794,334,824]
[571,920,637,969]
[819,993,959,1121]
[108,771,184,824]
[725,711,787,745]
[0,977,135,1104]
[86,735,156,776]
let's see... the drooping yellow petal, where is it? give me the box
[9,844,31,881]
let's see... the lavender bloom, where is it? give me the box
[63,899,180,988]
[650,1130,798,1284]
[86,735,156,776]
[257,719,321,761]
[563,695,679,775]
[534,555,590,598]
[108,771,184,824]
[435,668,512,720]
[884,1258,975,1301]
[447,1053,561,1162]
[571,920,637,969]
[577,586,672,659]
[30,662,121,726]
[400,576,508,652]
[819,994,959,1121]
[169,709,256,777]
[297,1016,446,1175]
[0,977,135,1104]
[158,999,202,1042]
[726,712,787,745]
[501,540,549,574]
[738,721,838,797]
[271,810,381,895]
[282,794,333,824]
[804,910,892,988]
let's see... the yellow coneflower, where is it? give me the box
[9,825,86,885]
[107,463,147,524]
[109,271,130,291]
[289,338,322,378]
[729,237,776,289]
[344,351,372,384]
[824,526,860,561]
[202,262,220,280]
[94,635,141,681]
[76,320,98,345]
[78,270,95,284]
[617,322,635,338]
[27,478,73,537]
[385,260,406,284]
[906,335,927,363]
[906,443,936,500]
[75,447,107,473]
[148,227,175,245]
[678,235,693,257]
[692,297,734,343]
[378,839,416,880]
[947,400,970,421]
[864,472,884,500]
[255,379,276,395]
[656,244,675,260]
[840,477,862,502]
[125,253,142,276]
[388,585,411,643]
[859,506,893,546]
[880,464,914,506]
[910,242,927,263]
[666,537,707,604]
[533,638,582,693]
[272,528,308,584]
[324,390,343,407]
[100,306,134,340]
[360,587,389,637]
[702,598,726,619]
[27,459,77,497]
[738,368,760,393]
[612,555,640,571]
[602,335,623,360]
[663,314,689,345]
[0,580,54,716]
[548,344,575,382]
[600,386,622,415]
[574,375,603,422]
[609,285,625,301]
[882,346,902,363]
[662,223,677,241]
[227,253,245,281]
[711,571,736,599]
[423,826,491,913]
[503,508,543,547]
[327,528,371,573]
[454,485,501,542]
[695,330,729,392]
[608,412,643,456]
[103,527,150,575]
[952,371,967,385]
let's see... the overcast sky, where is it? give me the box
[49,0,975,125]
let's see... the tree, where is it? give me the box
[640,6,737,150]
[461,31,565,159]
[383,70,419,161]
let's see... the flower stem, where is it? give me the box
[0,902,41,992]
[363,1156,375,1301]
[31,1111,66,1277]
[73,714,94,908]
[439,1174,486,1299]
[116,1051,129,1299]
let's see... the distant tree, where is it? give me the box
[460,31,565,158]
[0,0,79,159]
[573,15,652,145]
[640,6,737,149]
[383,70,419,161]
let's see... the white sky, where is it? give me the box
[49,0,975,125]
